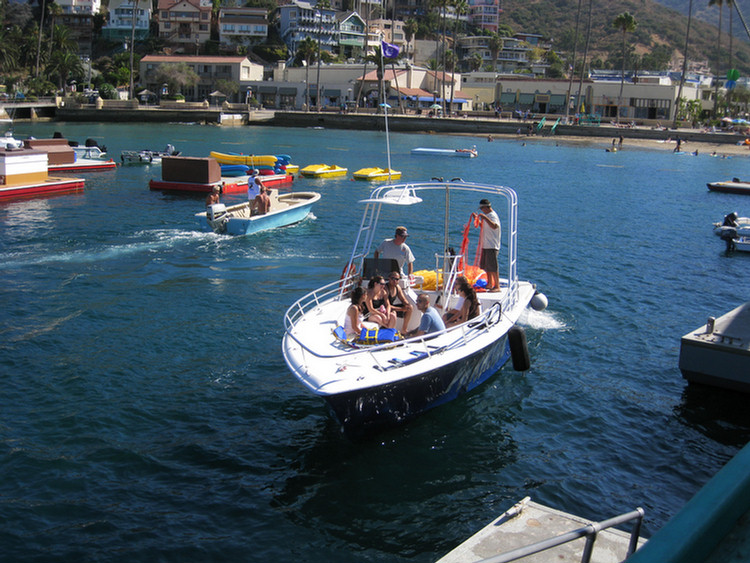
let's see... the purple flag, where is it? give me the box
[381,41,400,59]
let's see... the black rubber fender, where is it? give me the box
[509,325,530,371]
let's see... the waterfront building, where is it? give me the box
[468,0,500,33]
[218,7,269,51]
[103,0,151,42]
[139,55,263,102]
[56,0,102,57]
[461,71,712,123]
[156,0,212,53]
[277,1,338,56]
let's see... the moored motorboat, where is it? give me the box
[282,180,548,436]
[411,147,478,158]
[0,146,85,201]
[713,212,750,252]
[121,144,179,165]
[23,138,116,173]
[707,178,750,195]
[195,190,321,236]
[300,163,348,178]
[352,167,402,181]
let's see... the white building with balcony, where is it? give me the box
[103,0,151,42]
[218,7,268,50]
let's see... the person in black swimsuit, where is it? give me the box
[365,275,396,328]
[385,271,413,331]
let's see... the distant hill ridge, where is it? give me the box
[499,0,750,76]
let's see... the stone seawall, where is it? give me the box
[270,111,746,146]
[51,106,747,146]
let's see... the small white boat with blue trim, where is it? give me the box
[195,188,321,236]
[411,146,478,158]
[282,180,548,436]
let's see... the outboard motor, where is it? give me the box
[207,203,227,222]
[720,227,738,252]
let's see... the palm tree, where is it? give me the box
[612,12,637,124]
[296,37,317,112]
[47,2,62,61]
[445,49,458,111]
[48,50,83,92]
[404,19,418,62]
[673,0,693,127]
[35,0,47,77]
[575,0,593,115]
[565,0,583,122]
[709,0,725,117]
[488,33,503,74]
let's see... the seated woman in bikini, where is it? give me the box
[444,276,481,327]
[344,287,378,338]
[364,275,397,329]
[385,271,413,330]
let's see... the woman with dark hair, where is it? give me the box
[444,277,481,327]
[344,287,370,338]
[365,275,397,328]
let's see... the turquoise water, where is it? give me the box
[1,121,750,562]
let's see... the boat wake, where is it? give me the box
[520,307,566,331]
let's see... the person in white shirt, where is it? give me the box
[473,199,501,292]
[374,226,415,277]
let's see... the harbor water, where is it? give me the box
[1,122,749,562]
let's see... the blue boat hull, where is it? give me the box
[324,335,510,436]
[225,201,315,235]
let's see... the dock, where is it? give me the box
[679,301,750,392]
[437,499,645,563]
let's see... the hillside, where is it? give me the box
[499,0,750,76]
[655,0,750,40]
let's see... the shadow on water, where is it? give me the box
[674,383,750,447]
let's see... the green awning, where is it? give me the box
[325,89,341,96]
[258,86,276,94]
[518,93,534,104]
[279,87,297,95]
[549,94,566,105]
[499,92,516,104]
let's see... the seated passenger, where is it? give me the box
[444,277,481,327]
[344,287,376,338]
[407,294,446,337]
[364,276,397,328]
[385,271,413,330]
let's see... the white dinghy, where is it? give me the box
[282,180,548,436]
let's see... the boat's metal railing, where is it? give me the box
[476,507,645,563]
[283,278,509,361]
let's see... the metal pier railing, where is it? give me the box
[477,507,645,563]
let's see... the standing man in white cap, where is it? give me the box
[474,199,501,292]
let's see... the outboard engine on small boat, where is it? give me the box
[206,203,229,233]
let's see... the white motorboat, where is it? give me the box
[411,147,478,158]
[195,189,321,236]
[121,144,179,165]
[282,180,548,436]
[713,213,750,252]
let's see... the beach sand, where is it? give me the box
[479,131,750,157]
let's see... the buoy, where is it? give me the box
[530,291,548,311]
[508,326,530,371]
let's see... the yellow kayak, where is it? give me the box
[300,164,348,178]
[283,164,299,174]
[210,151,279,166]
[352,167,402,181]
